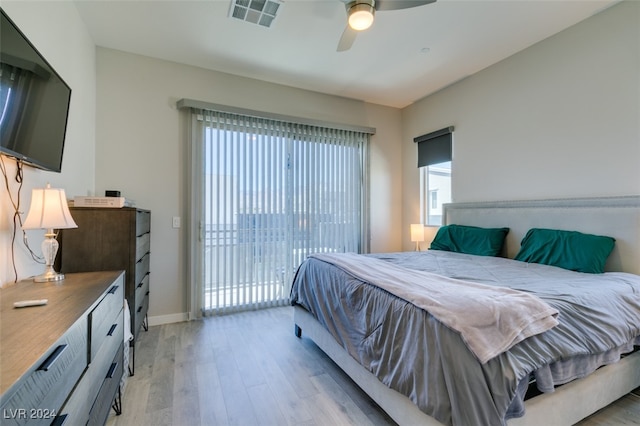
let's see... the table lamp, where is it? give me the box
[22,183,77,282]
[410,224,425,251]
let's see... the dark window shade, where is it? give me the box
[414,126,453,168]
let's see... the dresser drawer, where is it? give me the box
[135,253,150,283]
[55,310,123,425]
[87,343,124,426]
[90,277,124,361]
[135,273,150,306]
[0,318,87,426]
[89,310,123,395]
[135,232,151,261]
[134,292,149,337]
[136,210,151,235]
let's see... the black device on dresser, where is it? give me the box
[57,207,151,374]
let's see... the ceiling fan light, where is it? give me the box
[348,3,375,31]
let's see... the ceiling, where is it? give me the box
[74,0,618,109]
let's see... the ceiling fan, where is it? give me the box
[337,0,436,51]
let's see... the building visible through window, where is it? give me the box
[421,161,451,225]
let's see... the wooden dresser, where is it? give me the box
[0,271,124,425]
[57,207,151,373]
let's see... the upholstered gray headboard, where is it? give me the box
[443,196,640,274]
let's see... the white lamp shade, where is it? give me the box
[23,186,77,230]
[410,224,425,242]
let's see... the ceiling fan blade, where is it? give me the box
[337,26,358,52]
[375,0,436,11]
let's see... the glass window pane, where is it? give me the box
[198,111,369,314]
[424,161,451,226]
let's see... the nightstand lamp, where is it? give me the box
[410,224,425,251]
[22,183,77,282]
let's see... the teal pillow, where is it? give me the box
[514,228,615,273]
[429,224,509,257]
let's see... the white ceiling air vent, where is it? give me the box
[230,0,282,28]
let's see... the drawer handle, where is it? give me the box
[107,323,118,336]
[106,361,119,379]
[137,306,143,313]
[51,414,67,426]
[38,344,67,371]
[137,282,143,288]
[146,291,150,296]
[108,285,119,294]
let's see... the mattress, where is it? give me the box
[289,250,640,426]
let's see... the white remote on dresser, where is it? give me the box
[13,299,48,308]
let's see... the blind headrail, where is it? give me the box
[177,98,376,135]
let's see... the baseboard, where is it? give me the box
[148,312,189,326]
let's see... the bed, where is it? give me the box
[290,196,640,426]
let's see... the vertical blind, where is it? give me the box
[191,108,370,315]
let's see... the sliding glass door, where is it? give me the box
[190,109,369,315]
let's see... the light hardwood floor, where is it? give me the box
[107,307,640,426]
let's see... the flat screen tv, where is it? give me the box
[0,8,71,173]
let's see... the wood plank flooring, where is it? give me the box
[107,306,640,426]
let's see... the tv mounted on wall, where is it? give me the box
[0,7,72,173]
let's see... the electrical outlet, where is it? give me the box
[172,216,181,228]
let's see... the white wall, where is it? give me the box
[95,48,403,322]
[401,1,640,251]
[0,2,96,286]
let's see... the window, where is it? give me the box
[184,104,372,316]
[415,127,453,226]
[421,161,451,225]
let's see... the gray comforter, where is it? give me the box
[308,252,559,364]
[289,250,640,426]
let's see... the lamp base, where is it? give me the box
[33,270,65,283]
[33,264,65,283]
[34,234,66,282]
